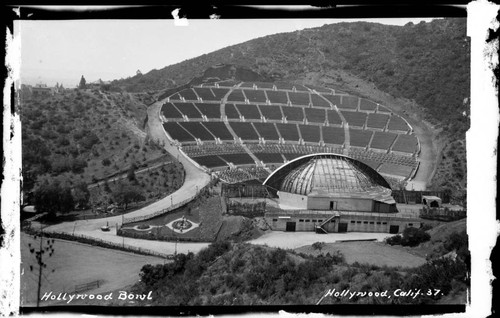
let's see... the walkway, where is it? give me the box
[42,100,212,255]
[405,119,439,191]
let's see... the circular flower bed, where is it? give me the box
[172,219,193,231]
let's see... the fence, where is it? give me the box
[420,207,466,221]
[24,227,172,259]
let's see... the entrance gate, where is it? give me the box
[338,222,348,233]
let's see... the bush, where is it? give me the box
[102,158,112,166]
[401,227,431,247]
[385,234,402,245]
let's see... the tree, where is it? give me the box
[78,75,87,89]
[27,229,56,307]
[112,181,145,210]
[312,242,326,252]
[72,181,90,209]
[127,162,137,182]
[33,181,74,216]
[89,188,113,214]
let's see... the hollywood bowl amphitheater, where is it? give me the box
[152,79,426,235]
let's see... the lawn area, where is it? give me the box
[120,195,223,242]
[296,241,426,268]
[20,233,165,307]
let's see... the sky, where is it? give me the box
[15,17,436,87]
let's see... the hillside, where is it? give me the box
[112,18,469,197]
[132,223,469,306]
[20,88,184,212]
[114,19,469,136]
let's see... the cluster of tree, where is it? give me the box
[32,177,145,218]
[385,227,431,247]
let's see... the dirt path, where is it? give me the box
[41,101,212,255]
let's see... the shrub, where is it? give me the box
[401,227,431,247]
[385,234,402,245]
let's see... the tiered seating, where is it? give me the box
[392,134,418,154]
[217,80,239,87]
[322,94,341,106]
[305,84,333,94]
[217,166,269,183]
[163,122,195,142]
[341,111,367,127]
[256,82,275,89]
[294,84,309,92]
[193,87,220,101]
[377,105,392,113]
[359,99,377,111]
[239,82,254,88]
[366,113,389,129]
[358,159,381,171]
[349,128,373,148]
[282,106,304,122]
[299,125,321,143]
[211,88,230,100]
[219,153,254,165]
[255,153,284,164]
[288,92,310,106]
[370,131,397,150]
[243,90,267,103]
[305,108,326,123]
[246,166,270,180]
[348,148,417,168]
[225,104,240,119]
[275,82,294,90]
[253,123,280,140]
[203,122,234,141]
[340,95,359,110]
[178,122,215,141]
[161,103,183,119]
[229,122,259,140]
[322,126,345,145]
[168,93,182,101]
[266,90,288,104]
[177,88,198,101]
[378,163,415,178]
[283,153,303,160]
[235,104,261,120]
[227,90,246,102]
[192,155,227,168]
[173,102,203,118]
[195,103,221,119]
[310,94,331,108]
[258,105,283,120]
[327,110,343,125]
[276,123,300,141]
[387,116,410,132]
[184,143,245,157]
[247,143,342,156]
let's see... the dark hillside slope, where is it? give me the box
[115,18,469,136]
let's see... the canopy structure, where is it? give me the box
[263,153,396,211]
